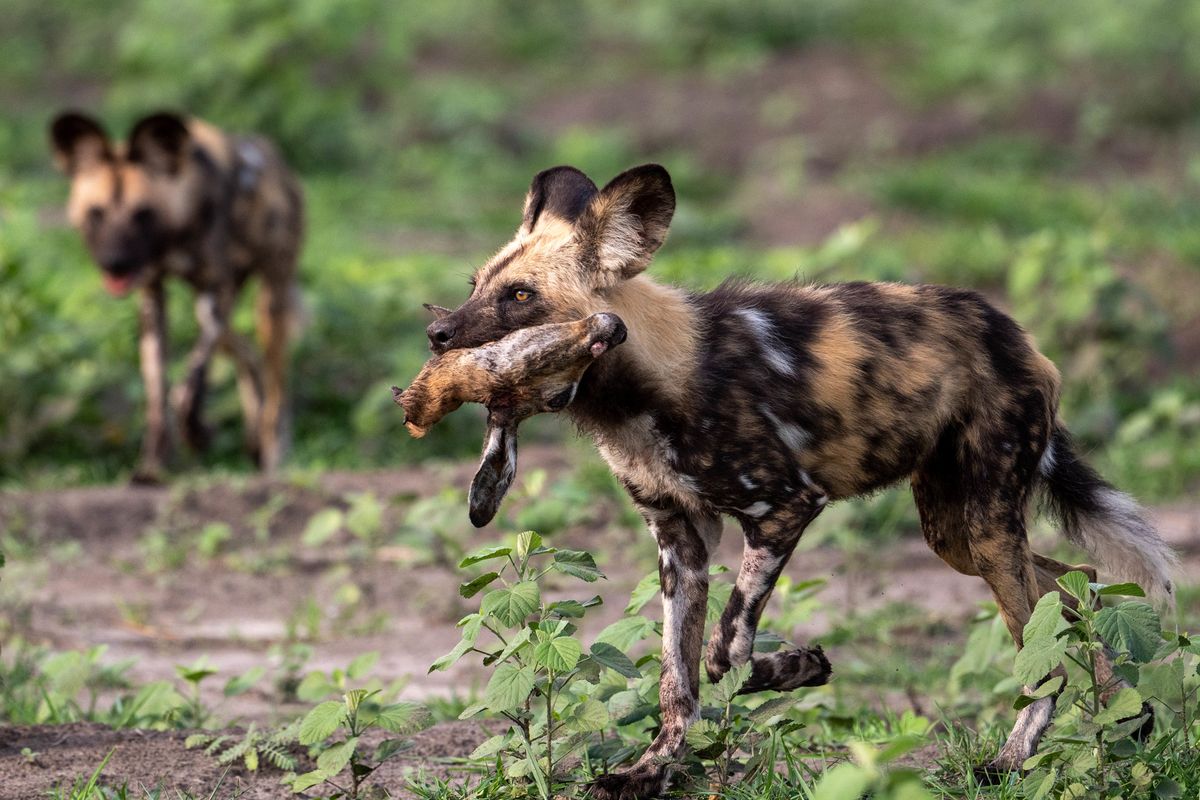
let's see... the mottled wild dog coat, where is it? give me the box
[426,164,1176,798]
[395,312,627,526]
[50,111,304,480]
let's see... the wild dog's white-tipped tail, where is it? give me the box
[1039,425,1178,606]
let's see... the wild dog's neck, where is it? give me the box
[569,275,699,431]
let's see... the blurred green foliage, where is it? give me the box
[2,0,1199,498]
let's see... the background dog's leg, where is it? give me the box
[256,280,291,473]
[173,291,227,453]
[706,494,830,693]
[220,330,265,466]
[133,280,169,484]
[590,509,720,800]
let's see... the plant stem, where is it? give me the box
[545,669,555,787]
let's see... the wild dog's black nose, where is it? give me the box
[426,318,456,351]
[103,256,138,276]
[592,312,627,346]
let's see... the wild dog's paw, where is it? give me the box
[587,763,670,800]
[741,645,832,694]
[130,463,166,486]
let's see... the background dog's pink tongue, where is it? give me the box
[103,274,133,296]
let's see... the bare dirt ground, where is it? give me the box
[1,448,1197,797]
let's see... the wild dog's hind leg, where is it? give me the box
[706,488,830,693]
[220,329,265,465]
[133,280,170,484]
[256,280,291,473]
[589,507,720,800]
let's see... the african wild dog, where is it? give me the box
[425,164,1177,798]
[395,312,627,526]
[50,111,303,481]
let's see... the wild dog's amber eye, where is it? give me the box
[513,289,532,302]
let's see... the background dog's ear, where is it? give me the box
[468,420,518,528]
[521,166,599,234]
[128,112,191,175]
[49,112,111,175]
[577,164,675,287]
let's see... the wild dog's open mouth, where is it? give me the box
[102,272,136,296]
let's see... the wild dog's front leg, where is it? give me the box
[590,508,721,800]
[706,493,830,693]
[173,291,228,452]
[133,280,169,484]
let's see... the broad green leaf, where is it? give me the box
[460,571,500,599]
[1014,594,1069,685]
[494,625,533,663]
[223,666,265,697]
[812,762,872,800]
[316,736,357,775]
[685,718,722,751]
[589,642,640,678]
[469,732,510,760]
[515,531,541,562]
[1097,582,1146,597]
[625,571,661,614]
[712,662,752,706]
[567,698,609,732]
[595,615,656,651]
[1056,570,1091,604]
[344,689,374,714]
[553,549,603,582]
[547,599,587,618]
[1138,660,1187,712]
[302,508,344,547]
[1095,602,1162,663]
[533,634,582,672]
[459,545,512,569]
[290,770,328,792]
[373,701,430,735]
[375,738,412,763]
[429,637,474,673]
[296,672,337,702]
[484,663,535,713]
[458,702,488,720]
[748,696,797,723]
[346,651,379,680]
[481,581,540,627]
[1093,687,1143,725]
[458,613,484,642]
[299,701,345,745]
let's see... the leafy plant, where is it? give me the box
[287,690,430,798]
[186,719,301,772]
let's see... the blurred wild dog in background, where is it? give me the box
[50,111,303,481]
[424,163,1176,798]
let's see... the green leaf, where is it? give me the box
[1056,570,1091,603]
[1014,594,1069,685]
[481,581,540,627]
[460,571,500,599]
[374,738,412,763]
[567,698,610,732]
[459,545,512,569]
[712,662,752,706]
[552,549,603,582]
[429,637,473,673]
[1138,660,1187,712]
[1096,582,1146,597]
[589,642,640,678]
[457,702,488,720]
[1095,602,1162,663]
[316,737,357,775]
[493,625,532,663]
[515,531,541,562]
[345,492,383,540]
[533,633,582,672]
[299,701,345,745]
[302,508,344,547]
[685,719,723,751]
[484,663,535,713]
[626,571,661,614]
[346,651,379,680]
[1093,687,1144,725]
[469,732,510,760]
[595,615,656,651]
[290,770,328,792]
[373,701,430,735]
[812,762,872,800]
[223,666,265,697]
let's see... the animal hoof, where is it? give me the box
[741,645,832,693]
[587,764,669,799]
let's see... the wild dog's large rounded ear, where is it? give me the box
[577,164,675,287]
[128,112,191,175]
[521,166,599,234]
[49,112,111,175]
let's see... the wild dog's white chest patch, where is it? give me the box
[594,413,703,510]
